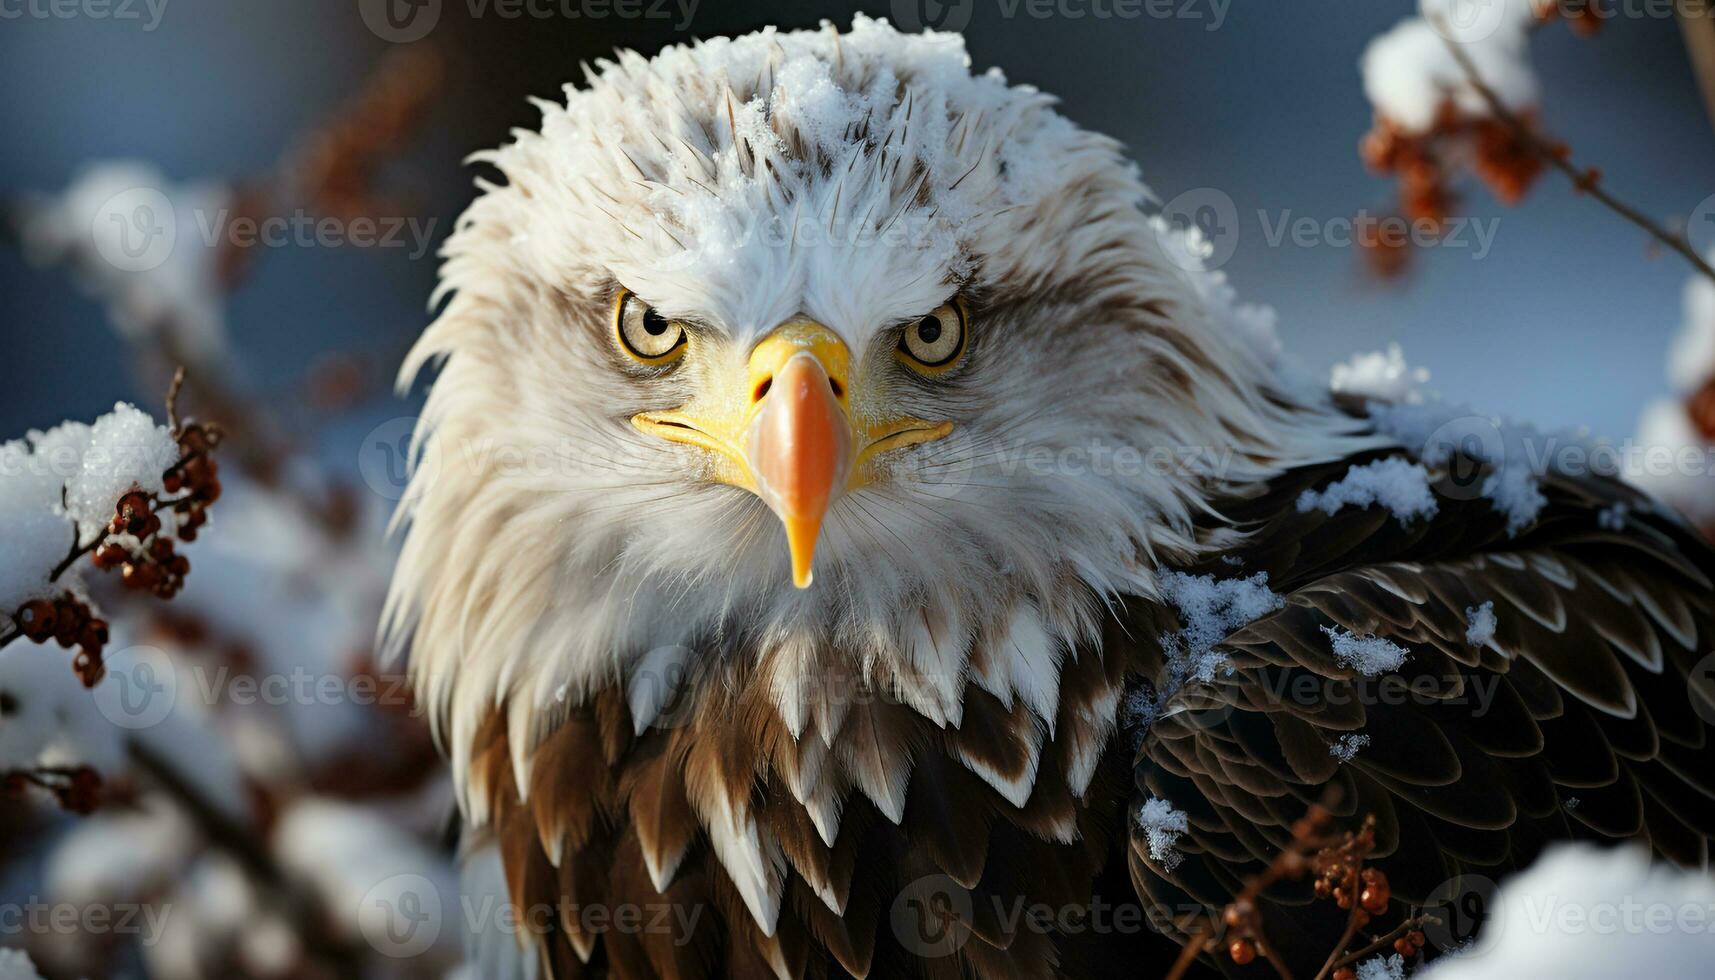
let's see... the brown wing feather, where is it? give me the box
[1127,448,1715,978]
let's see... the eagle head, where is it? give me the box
[383,16,1358,793]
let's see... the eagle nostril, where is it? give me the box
[828,378,844,399]
[752,377,773,403]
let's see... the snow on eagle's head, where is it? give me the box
[384,16,1360,796]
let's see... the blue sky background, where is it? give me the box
[2,0,1711,446]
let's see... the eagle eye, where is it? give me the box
[897,300,968,374]
[614,291,688,365]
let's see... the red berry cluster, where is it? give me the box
[1319,863,1393,925]
[1201,807,1433,978]
[5,413,221,690]
[1356,4,1606,276]
[92,421,221,600]
[1362,108,1554,217]
[1358,107,1562,275]
[95,493,192,600]
[15,596,108,687]
[162,422,222,542]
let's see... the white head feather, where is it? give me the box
[381,16,1370,815]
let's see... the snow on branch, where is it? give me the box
[1357,0,1715,283]
[0,370,223,812]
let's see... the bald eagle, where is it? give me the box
[382,17,1715,979]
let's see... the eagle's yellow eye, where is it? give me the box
[615,291,688,365]
[896,300,967,374]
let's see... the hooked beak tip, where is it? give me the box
[784,514,820,589]
[747,352,850,590]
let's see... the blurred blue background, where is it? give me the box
[2,0,1710,444]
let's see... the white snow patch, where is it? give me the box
[1465,601,1497,647]
[1297,456,1439,524]
[1627,398,1715,526]
[1130,572,1285,735]
[46,797,196,905]
[0,949,45,980]
[1131,576,1282,734]
[20,161,233,365]
[1596,502,1628,531]
[272,797,460,959]
[1424,844,1715,979]
[1357,953,1408,980]
[1322,625,1410,676]
[1362,3,1539,133]
[0,402,176,612]
[61,402,176,538]
[1331,345,1432,405]
[1368,401,1549,536]
[1138,797,1190,872]
[1330,733,1371,763]
[1159,571,1286,676]
[1669,254,1715,392]
[0,644,124,773]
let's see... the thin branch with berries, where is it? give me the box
[3,368,223,689]
[1430,11,1715,285]
[1162,796,1438,980]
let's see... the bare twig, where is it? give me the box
[1163,797,1345,980]
[1331,913,1442,970]
[164,365,186,436]
[1312,902,1368,980]
[1434,13,1715,285]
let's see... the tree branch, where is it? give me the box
[1435,13,1715,285]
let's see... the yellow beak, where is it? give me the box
[633,320,951,589]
